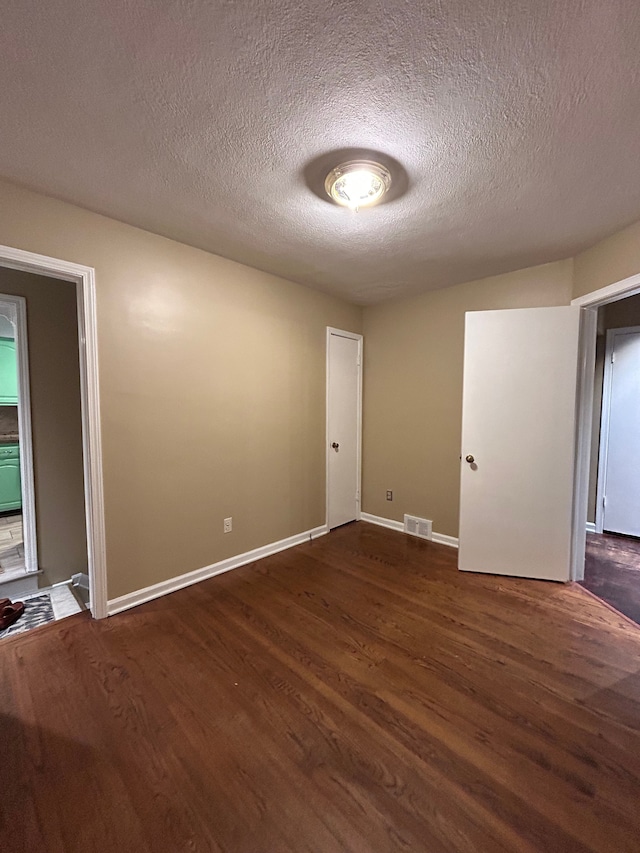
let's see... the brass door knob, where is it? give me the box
[465,454,475,464]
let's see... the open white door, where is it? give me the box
[327,328,362,530]
[459,306,582,581]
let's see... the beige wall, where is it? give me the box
[573,219,640,299]
[0,179,361,599]
[4,172,639,600]
[602,291,640,328]
[0,268,87,585]
[362,260,573,537]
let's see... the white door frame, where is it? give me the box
[0,294,38,573]
[571,271,640,581]
[0,244,107,618]
[325,327,363,529]
[595,324,640,535]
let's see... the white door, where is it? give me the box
[599,327,640,536]
[459,306,582,581]
[327,329,362,529]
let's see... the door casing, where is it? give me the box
[0,244,107,618]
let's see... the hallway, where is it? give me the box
[582,533,640,626]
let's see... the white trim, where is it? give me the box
[570,307,598,582]
[76,264,108,620]
[431,531,459,549]
[360,512,404,532]
[0,245,108,619]
[326,327,363,530]
[360,512,459,547]
[571,272,640,308]
[108,524,329,616]
[595,328,615,536]
[585,522,596,534]
[0,294,38,573]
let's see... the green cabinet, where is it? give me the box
[0,337,18,405]
[0,444,21,512]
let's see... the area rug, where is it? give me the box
[0,593,54,639]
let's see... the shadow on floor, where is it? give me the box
[0,712,102,852]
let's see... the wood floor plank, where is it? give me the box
[211,579,629,851]
[178,587,516,853]
[2,521,640,852]
[234,563,640,804]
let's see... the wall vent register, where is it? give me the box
[404,514,433,540]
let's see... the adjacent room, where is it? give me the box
[0,269,88,638]
[1,2,640,852]
[581,293,640,625]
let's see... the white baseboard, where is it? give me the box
[585,522,596,534]
[360,513,459,548]
[360,512,404,532]
[431,531,459,548]
[107,524,328,616]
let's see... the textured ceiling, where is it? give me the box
[1,0,640,304]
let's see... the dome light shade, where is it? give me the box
[324,160,391,210]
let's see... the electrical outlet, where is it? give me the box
[223,517,232,534]
[386,490,393,501]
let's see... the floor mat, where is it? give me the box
[0,593,54,639]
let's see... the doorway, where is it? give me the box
[594,322,640,536]
[578,295,640,625]
[0,244,107,620]
[0,294,37,584]
[456,271,640,594]
[326,327,362,530]
[0,269,90,637]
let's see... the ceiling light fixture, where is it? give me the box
[324,160,391,211]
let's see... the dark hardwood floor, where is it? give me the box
[2,522,640,852]
[582,532,640,626]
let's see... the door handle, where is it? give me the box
[465,454,475,464]
[331,442,339,450]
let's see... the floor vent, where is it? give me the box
[403,515,433,540]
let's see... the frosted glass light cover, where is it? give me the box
[325,161,391,210]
